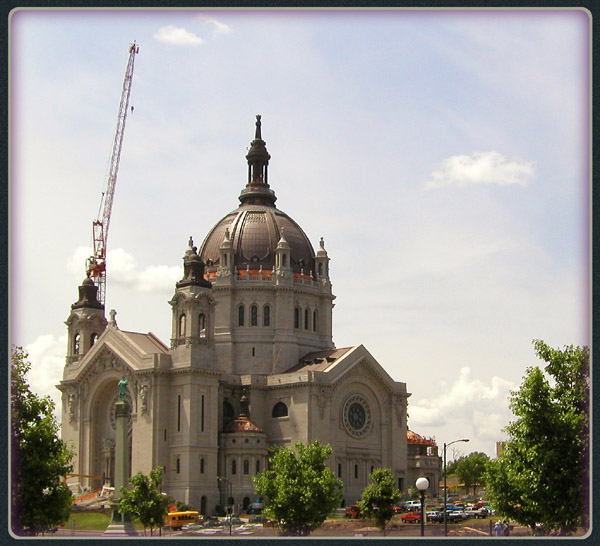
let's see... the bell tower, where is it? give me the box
[65,276,107,365]
[169,238,217,369]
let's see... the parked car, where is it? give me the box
[182,523,203,532]
[447,510,468,522]
[345,505,363,519]
[393,505,406,513]
[400,511,422,523]
[202,516,220,528]
[427,511,443,523]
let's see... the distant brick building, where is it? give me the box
[406,430,442,498]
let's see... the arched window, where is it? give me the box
[179,314,186,336]
[354,464,358,479]
[223,254,228,267]
[250,304,258,326]
[313,310,318,332]
[256,460,260,474]
[199,313,207,337]
[318,263,323,277]
[338,463,342,478]
[238,305,245,326]
[272,401,288,418]
[282,254,287,267]
[176,455,181,474]
[304,309,309,330]
[243,460,249,475]
[263,305,271,327]
[73,334,80,355]
[294,308,300,329]
[231,459,237,475]
[243,497,251,510]
[200,457,205,474]
[90,333,98,346]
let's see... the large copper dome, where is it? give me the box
[199,116,316,275]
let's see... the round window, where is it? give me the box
[342,394,372,438]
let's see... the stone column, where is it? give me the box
[104,383,137,536]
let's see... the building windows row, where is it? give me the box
[230,457,261,476]
[178,313,208,337]
[173,455,207,475]
[336,461,379,481]
[238,304,271,327]
[72,332,99,355]
[294,307,318,331]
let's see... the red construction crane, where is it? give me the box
[87,42,139,306]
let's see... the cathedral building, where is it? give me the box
[59,116,410,514]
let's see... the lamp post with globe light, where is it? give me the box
[415,477,429,537]
[443,438,469,536]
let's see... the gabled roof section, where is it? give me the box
[119,330,169,355]
[62,326,171,383]
[283,347,354,373]
[277,345,409,398]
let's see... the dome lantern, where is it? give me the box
[239,115,276,206]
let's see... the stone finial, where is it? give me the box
[109,309,118,327]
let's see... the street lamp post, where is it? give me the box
[415,477,429,537]
[443,438,469,537]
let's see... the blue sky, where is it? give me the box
[10,8,590,459]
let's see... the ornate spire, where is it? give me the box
[71,276,104,310]
[239,115,277,206]
[177,237,212,289]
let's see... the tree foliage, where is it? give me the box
[118,467,169,536]
[485,340,589,535]
[358,468,401,535]
[454,452,490,495]
[10,346,74,536]
[253,440,343,536]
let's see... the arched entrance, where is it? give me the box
[88,378,133,489]
[200,496,207,515]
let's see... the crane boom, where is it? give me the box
[87,42,139,306]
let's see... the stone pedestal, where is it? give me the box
[103,399,137,536]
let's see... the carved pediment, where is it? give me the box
[74,344,138,409]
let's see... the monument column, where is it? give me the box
[104,377,137,536]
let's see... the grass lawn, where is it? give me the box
[67,512,110,531]
[67,511,145,531]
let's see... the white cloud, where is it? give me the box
[24,334,67,420]
[426,151,535,189]
[153,25,206,46]
[408,367,515,444]
[203,18,233,35]
[137,264,182,292]
[67,246,94,277]
[67,247,181,293]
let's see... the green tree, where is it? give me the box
[358,468,401,536]
[10,346,74,536]
[486,341,589,535]
[253,440,343,536]
[454,452,489,495]
[118,467,169,536]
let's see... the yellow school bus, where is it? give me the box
[165,511,199,530]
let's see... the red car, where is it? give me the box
[401,511,422,523]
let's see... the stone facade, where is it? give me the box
[59,116,410,514]
[406,430,442,498]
